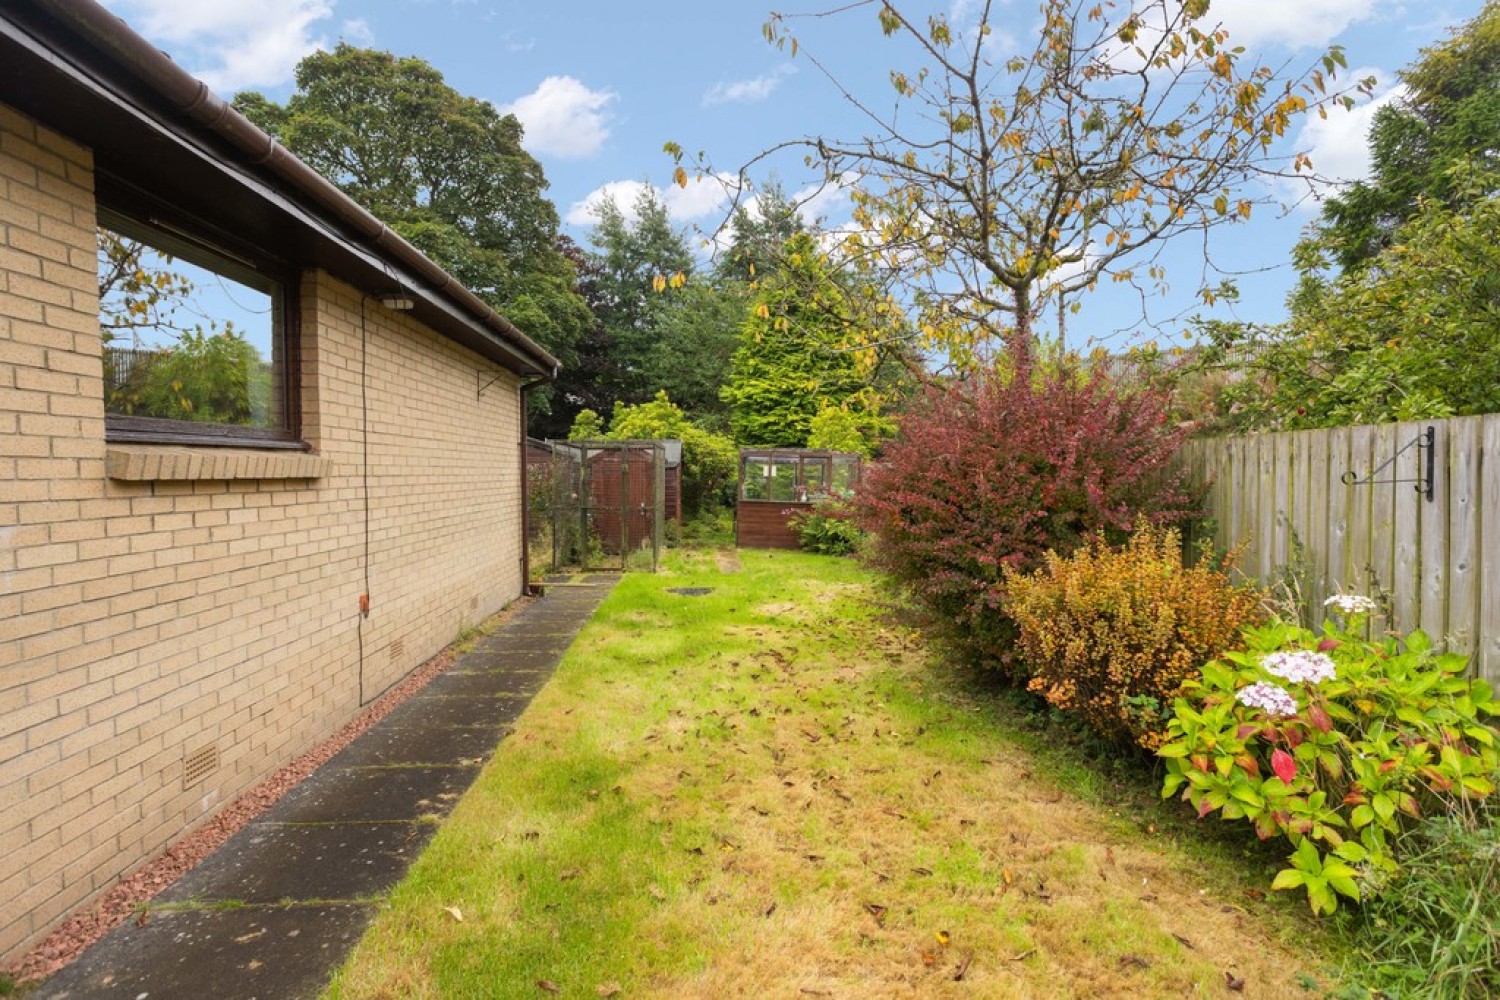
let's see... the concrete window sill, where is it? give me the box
[106,445,331,482]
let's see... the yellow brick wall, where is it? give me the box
[0,103,526,961]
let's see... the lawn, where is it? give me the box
[323,549,1342,999]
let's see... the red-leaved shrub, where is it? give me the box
[854,368,1198,676]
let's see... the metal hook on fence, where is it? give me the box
[1340,425,1435,502]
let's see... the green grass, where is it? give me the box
[322,549,1348,999]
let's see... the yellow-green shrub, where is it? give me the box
[1006,525,1267,749]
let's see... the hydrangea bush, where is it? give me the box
[1159,600,1499,914]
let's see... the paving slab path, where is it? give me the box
[36,574,619,1000]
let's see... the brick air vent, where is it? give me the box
[183,745,220,787]
[388,637,406,662]
[470,595,479,611]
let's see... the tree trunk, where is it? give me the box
[1011,284,1035,373]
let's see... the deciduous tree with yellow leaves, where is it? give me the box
[680,0,1372,369]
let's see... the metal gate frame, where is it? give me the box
[549,439,664,572]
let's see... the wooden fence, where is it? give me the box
[1181,415,1500,685]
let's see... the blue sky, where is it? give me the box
[105,0,1484,350]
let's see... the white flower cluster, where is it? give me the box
[1237,681,1299,718]
[1263,650,1337,685]
[1324,593,1378,615]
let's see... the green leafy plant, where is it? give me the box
[721,232,899,447]
[1160,603,1499,914]
[1338,811,1500,999]
[789,498,864,556]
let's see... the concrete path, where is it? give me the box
[36,574,619,1000]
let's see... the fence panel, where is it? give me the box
[1480,415,1500,683]
[1324,427,1350,597]
[1418,421,1449,640]
[1347,425,1375,605]
[1447,417,1481,656]
[1391,425,1422,633]
[1191,415,1497,684]
[1306,431,1330,614]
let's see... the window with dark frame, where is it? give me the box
[739,452,861,502]
[97,206,299,447]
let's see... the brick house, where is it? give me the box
[0,0,558,961]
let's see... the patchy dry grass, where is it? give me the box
[322,550,1341,999]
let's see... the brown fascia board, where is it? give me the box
[20,0,559,380]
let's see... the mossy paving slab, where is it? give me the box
[466,636,581,658]
[322,719,511,768]
[377,691,534,729]
[418,668,549,701]
[34,904,373,1000]
[155,821,438,906]
[256,765,473,824]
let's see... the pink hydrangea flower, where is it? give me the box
[1237,681,1299,718]
[1263,650,1337,685]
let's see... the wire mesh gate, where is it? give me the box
[550,440,665,572]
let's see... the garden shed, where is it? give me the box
[735,448,861,549]
[0,0,557,962]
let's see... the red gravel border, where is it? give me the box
[4,596,533,985]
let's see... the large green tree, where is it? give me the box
[1196,5,1500,431]
[716,179,808,282]
[640,278,749,429]
[1310,1,1500,273]
[1209,178,1500,430]
[234,46,592,402]
[584,187,696,404]
[721,233,889,446]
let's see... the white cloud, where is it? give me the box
[1207,0,1379,50]
[566,180,641,226]
[1293,67,1405,195]
[791,179,850,226]
[1040,243,1099,292]
[949,0,1020,57]
[1103,0,1381,75]
[669,174,740,219]
[340,18,374,46]
[501,31,536,53]
[702,65,796,106]
[565,176,740,227]
[502,76,616,159]
[115,0,334,92]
